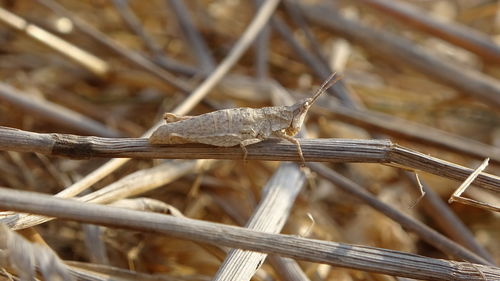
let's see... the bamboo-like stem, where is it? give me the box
[0,187,498,281]
[0,126,498,192]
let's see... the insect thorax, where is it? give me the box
[258,106,294,134]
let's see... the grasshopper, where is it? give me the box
[149,73,340,164]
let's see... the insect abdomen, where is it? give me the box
[149,108,260,146]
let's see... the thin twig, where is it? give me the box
[448,196,500,213]
[111,0,164,57]
[0,187,498,281]
[254,0,270,79]
[449,158,490,203]
[283,0,329,68]
[448,158,500,212]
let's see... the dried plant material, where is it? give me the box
[304,3,500,106]
[213,162,305,281]
[449,158,489,203]
[66,260,212,281]
[0,7,109,77]
[449,158,500,212]
[216,75,273,103]
[0,83,122,138]
[409,172,426,209]
[110,198,186,217]
[344,206,416,253]
[150,73,341,164]
[1,127,500,194]
[0,224,75,281]
[1,0,500,279]
[299,212,316,238]
[1,187,499,280]
[346,163,399,190]
[328,38,352,73]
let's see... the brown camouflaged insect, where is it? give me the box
[149,73,340,164]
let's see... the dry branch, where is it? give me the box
[0,187,498,281]
[272,17,357,108]
[1,126,498,193]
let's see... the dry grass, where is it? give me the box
[0,0,499,280]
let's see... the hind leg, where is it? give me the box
[149,131,193,144]
[163,113,194,123]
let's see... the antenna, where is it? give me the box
[310,72,342,104]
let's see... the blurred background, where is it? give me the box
[0,0,498,280]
